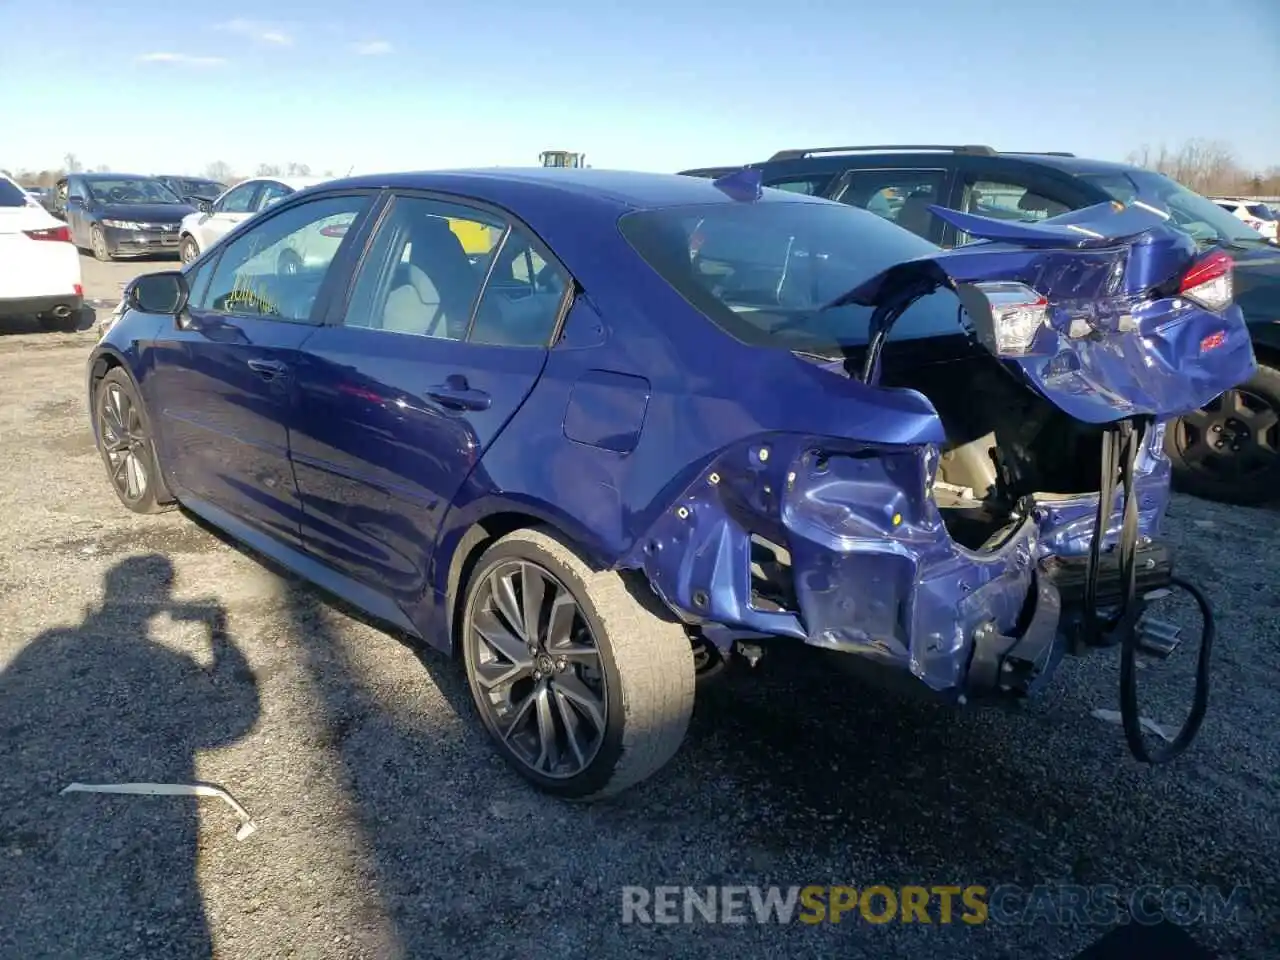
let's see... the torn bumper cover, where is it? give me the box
[624,428,1173,702]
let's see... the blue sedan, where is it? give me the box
[89,168,1253,796]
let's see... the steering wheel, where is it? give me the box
[107,186,129,202]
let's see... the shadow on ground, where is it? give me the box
[0,554,260,960]
[0,306,97,336]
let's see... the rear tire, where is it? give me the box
[460,527,695,800]
[93,368,175,514]
[37,311,76,333]
[1166,362,1280,506]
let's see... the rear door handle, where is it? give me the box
[425,375,491,412]
[247,358,288,380]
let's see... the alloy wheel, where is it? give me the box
[91,227,108,260]
[98,384,149,503]
[1174,388,1280,479]
[467,559,608,779]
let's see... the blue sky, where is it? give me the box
[2,0,1277,177]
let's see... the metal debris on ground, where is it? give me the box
[60,781,258,840]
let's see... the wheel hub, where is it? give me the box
[1210,417,1250,453]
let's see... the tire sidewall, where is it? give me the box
[460,532,630,799]
[181,236,200,264]
[94,369,164,512]
[1167,362,1280,505]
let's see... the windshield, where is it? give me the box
[175,178,223,195]
[1080,169,1264,245]
[85,177,184,205]
[0,177,30,207]
[619,199,963,353]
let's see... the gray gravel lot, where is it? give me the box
[0,254,1277,959]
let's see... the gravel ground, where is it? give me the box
[0,255,1277,960]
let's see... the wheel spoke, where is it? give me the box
[500,688,537,744]
[549,671,606,733]
[1181,408,1211,431]
[552,685,589,769]
[1223,390,1247,415]
[1249,407,1278,439]
[520,563,547,645]
[545,589,578,647]
[474,609,531,666]
[492,569,526,642]
[532,683,557,773]
[126,454,147,499]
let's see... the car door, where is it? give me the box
[288,192,569,608]
[144,191,376,548]
[195,181,262,249]
[826,165,958,244]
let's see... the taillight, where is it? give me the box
[24,225,71,243]
[1179,249,1233,312]
[970,281,1050,356]
[319,223,348,238]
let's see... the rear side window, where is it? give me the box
[832,169,948,239]
[0,177,29,207]
[620,199,960,352]
[1245,204,1274,220]
[764,175,835,196]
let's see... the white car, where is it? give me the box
[0,172,83,331]
[178,175,331,264]
[1211,197,1279,241]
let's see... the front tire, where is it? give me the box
[90,224,112,262]
[93,368,174,514]
[180,235,200,264]
[460,527,695,800]
[1166,362,1280,506]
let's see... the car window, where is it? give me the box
[198,194,369,322]
[764,175,833,196]
[620,199,962,353]
[832,169,948,240]
[1081,170,1266,245]
[1245,204,1274,220]
[84,177,182,204]
[256,182,292,211]
[217,183,258,214]
[953,178,1073,246]
[0,176,27,207]
[470,227,570,347]
[343,196,504,340]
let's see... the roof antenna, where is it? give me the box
[711,168,763,202]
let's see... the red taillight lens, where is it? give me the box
[319,223,349,238]
[74,283,84,297]
[24,225,71,243]
[1179,249,1233,312]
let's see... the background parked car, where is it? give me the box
[681,145,1280,506]
[0,172,83,331]
[178,175,328,264]
[49,173,194,261]
[1211,197,1279,241]
[153,175,227,212]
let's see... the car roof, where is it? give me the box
[317,167,827,212]
[79,172,163,180]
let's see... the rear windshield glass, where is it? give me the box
[618,199,963,351]
[0,178,30,207]
[1079,170,1264,245]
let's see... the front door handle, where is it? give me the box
[425,375,491,412]
[247,358,288,381]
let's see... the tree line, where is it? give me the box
[6,155,331,189]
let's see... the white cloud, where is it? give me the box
[352,40,392,55]
[136,52,228,66]
[217,18,293,45]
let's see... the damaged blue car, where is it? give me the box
[89,168,1252,799]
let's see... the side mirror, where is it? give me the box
[129,271,190,315]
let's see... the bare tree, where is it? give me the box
[205,160,233,183]
[284,161,311,176]
[255,163,282,177]
[63,153,82,173]
[1126,139,1248,195]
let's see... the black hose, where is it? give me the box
[1081,416,1215,764]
